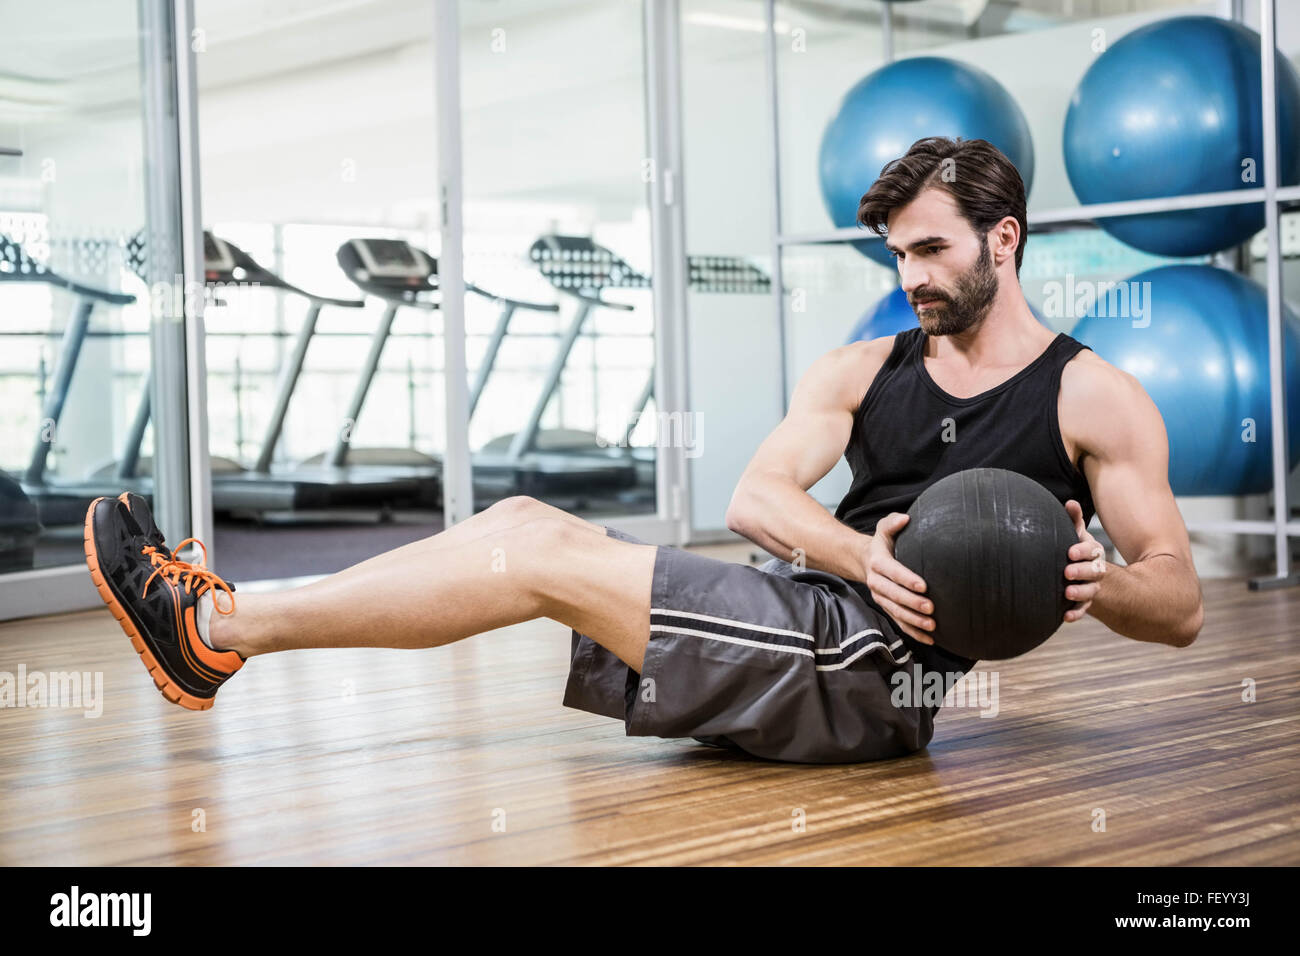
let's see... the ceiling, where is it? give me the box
[0,0,1098,112]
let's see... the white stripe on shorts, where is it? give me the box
[649,611,912,669]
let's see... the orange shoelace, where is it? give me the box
[140,538,236,616]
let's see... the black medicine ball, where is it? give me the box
[893,468,1080,660]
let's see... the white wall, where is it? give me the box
[681,5,784,533]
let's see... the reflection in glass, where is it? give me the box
[1,0,164,573]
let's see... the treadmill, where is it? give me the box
[0,471,41,572]
[335,237,638,504]
[86,230,436,518]
[194,232,438,515]
[3,234,147,527]
[475,235,650,500]
[484,236,772,507]
[0,147,39,571]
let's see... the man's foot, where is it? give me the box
[83,495,244,710]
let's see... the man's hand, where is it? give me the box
[1063,499,1105,623]
[865,512,935,645]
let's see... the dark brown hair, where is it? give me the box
[857,136,1028,273]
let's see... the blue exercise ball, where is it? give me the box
[1071,265,1300,495]
[819,57,1035,267]
[847,287,918,341]
[847,286,1049,343]
[1063,16,1300,257]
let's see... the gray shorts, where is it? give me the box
[562,526,954,764]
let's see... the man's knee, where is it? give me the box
[510,515,592,553]
[487,495,548,524]
[505,517,601,608]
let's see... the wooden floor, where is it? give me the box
[1,552,1297,866]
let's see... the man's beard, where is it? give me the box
[909,238,998,336]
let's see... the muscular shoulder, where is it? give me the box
[804,335,898,414]
[1059,347,1165,462]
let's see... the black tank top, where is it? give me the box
[835,327,1096,675]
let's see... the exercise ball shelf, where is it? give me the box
[758,3,1300,587]
[776,184,1300,247]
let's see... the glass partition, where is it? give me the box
[193,1,444,581]
[0,0,191,617]
[457,0,659,521]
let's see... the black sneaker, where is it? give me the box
[116,491,237,605]
[83,496,244,710]
[117,491,164,551]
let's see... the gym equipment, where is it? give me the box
[818,57,1035,267]
[0,471,41,573]
[119,231,437,514]
[1071,264,1300,496]
[477,235,653,504]
[3,234,145,526]
[205,233,443,513]
[1063,16,1300,257]
[334,237,639,504]
[483,235,771,508]
[894,467,1078,661]
[846,286,1048,343]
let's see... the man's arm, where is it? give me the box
[1064,354,1205,647]
[724,341,886,582]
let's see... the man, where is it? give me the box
[85,136,1203,765]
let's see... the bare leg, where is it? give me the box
[319,495,606,586]
[210,515,657,671]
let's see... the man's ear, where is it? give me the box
[991,216,1020,266]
